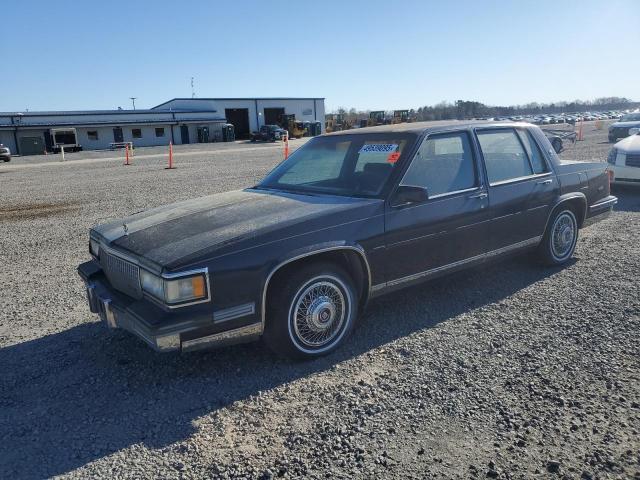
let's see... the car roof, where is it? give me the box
[325,120,531,136]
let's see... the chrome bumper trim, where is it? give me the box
[589,195,617,213]
[181,323,262,352]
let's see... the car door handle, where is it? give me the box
[468,192,488,199]
[536,179,553,185]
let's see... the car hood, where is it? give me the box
[614,134,640,153]
[94,189,382,270]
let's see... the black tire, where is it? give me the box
[537,208,578,266]
[263,262,359,360]
[552,138,562,153]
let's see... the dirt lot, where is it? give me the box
[1,123,638,479]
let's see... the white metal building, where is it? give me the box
[153,98,325,139]
[0,97,325,155]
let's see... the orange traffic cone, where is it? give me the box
[283,134,289,159]
[165,142,175,170]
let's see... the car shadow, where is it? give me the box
[0,255,567,478]
[611,184,640,212]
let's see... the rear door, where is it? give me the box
[384,130,490,283]
[475,127,557,251]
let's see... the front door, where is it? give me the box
[475,127,558,250]
[180,125,190,144]
[384,130,490,283]
[113,127,123,143]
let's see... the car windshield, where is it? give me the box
[258,133,416,197]
[621,113,640,122]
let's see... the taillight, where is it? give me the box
[607,169,614,186]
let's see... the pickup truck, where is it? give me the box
[78,121,617,359]
[251,124,287,142]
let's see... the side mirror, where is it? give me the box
[392,185,428,206]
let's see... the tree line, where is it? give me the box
[331,97,639,122]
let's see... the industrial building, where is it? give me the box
[0,97,325,155]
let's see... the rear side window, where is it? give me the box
[518,130,548,174]
[476,129,533,183]
[401,132,477,196]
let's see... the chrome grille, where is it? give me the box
[101,250,142,299]
[625,154,640,168]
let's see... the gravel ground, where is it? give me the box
[0,124,638,479]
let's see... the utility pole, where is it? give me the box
[130,97,137,110]
[191,77,195,98]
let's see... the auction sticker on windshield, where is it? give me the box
[358,144,399,154]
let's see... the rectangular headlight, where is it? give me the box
[165,275,207,304]
[90,238,100,258]
[140,270,164,300]
[140,269,208,306]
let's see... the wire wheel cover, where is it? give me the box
[292,280,346,348]
[551,212,576,259]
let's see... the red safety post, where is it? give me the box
[124,143,131,165]
[283,132,290,160]
[165,141,175,170]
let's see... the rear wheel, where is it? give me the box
[263,262,358,359]
[538,209,578,265]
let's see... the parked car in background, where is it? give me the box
[0,144,11,162]
[609,113,640,143]
[251,124,287,142]
[543,132,564,153]
[78,121,616,359]
[608,128,640,184]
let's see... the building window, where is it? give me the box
[132,128,142,139]
[155,127,165,137]
[87,131,99,140]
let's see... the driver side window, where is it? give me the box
[401,131,477,197]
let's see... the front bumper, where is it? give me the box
[78,261,262,352]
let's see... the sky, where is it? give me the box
[1,0,639,112]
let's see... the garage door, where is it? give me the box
[225,109,250,139]
[20,136,45,155]
[264,107,285,126]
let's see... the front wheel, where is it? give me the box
[263,263,358,359]
[537,209,578,265]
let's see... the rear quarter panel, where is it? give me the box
[530,125,610,211]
